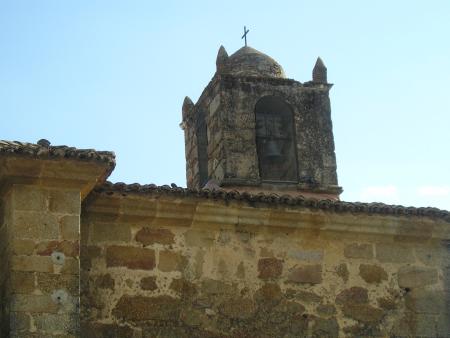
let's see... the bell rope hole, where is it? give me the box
[255,96,298,182]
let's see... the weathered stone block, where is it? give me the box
[135,227,175,246]
[81,323,135,338]
[376,243,414,263]
[405,289,446,314]
[219,298,256,319]
[106,245,155,270]
[33,313,78,334]
[113,295,181,321]
[89,222,131,243]
[140,276,157,291]
[184,229,215,247]
[13,185,48,211]
[344,243,373,259]
[94,274,115,290]
[312,316,339,337]
[201,278,233,295]
[377,296,397,310]
[169,278,197,298]
[9,312,30,332]
[158,250,187,272]
[60,215,79,241]
[254,283,282,305]
[37,273,79,295]
[61,257,79,275]
[11,255,53,273]
[397,266,438,288]
[294,290,323,303]
[10,271,35,294]
[36,240,79,257]
[257,257,283,279]
[10,294,58,313]
[316,304,336,317]
[13,211,59,240]
[288,264,322,284]
[342,304,383,323]
[359,264,388,284]
[11,239,35,255]
[48,189,80,215]
[336,287,368,305]
[335,263,349,282]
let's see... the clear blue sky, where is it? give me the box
[1,0,449,210]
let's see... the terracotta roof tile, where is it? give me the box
[95,181,450,222]
[0,140,115,172]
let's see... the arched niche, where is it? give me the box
[255,96,298,182]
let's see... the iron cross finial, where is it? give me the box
[241,26,249,47]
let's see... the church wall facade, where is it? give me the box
[80,186,450,337]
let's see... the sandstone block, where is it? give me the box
[294,290,323,303]
[288,264,322,284]
[10,271,35,294]
[37,273,79,295]
[257,257,283,279]
[11,239,35,255]
[158,250,187,272]
[61,257,80,275]
[36,240,79,257]
[359,264,388,284]
[336,287,368,305]
[135,227,175,246]
[342,304,383,323]
[184,229,215,247]
[94,274,115,290]
[9,312,30,332]
[376,243,414,263]
[254,283,282,305]
[13,185,48,211]
[81,323,135,338]
[48,189,80,215]
[140,276,157,291]
[106,245,155,270]
[344,243,373,259]
[11,255,53,273]
[89,222,131,243]
[312,317,339,337]
[219,298,256,319]
[169,278,197,298]
[60,215,79,240]
[33,313,77,334]
[201,278,234,295]
[397,266,438,288]
[14,211,59,240]
[405,289,446,314]
[10,294,59,313]
[113,295,181,321]
[316,304,336,317]
[335,262,349,282]
[377,296,397,310]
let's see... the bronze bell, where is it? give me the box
[265,139,282,160]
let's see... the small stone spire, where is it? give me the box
[216,45,228,72]
[312,57,327,83]
[182,96,194,120]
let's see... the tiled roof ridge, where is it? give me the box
[0,140,116,168]
[96,181,450,222]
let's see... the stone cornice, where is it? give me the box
[83,182,450,240]
[0,141,115,199]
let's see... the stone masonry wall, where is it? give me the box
[80,191,450,337]
[2,184,81,337]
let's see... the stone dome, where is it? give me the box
[222,46,286,78]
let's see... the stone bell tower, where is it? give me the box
[181,45,342,199]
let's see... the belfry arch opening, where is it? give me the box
[255,96,298,182]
